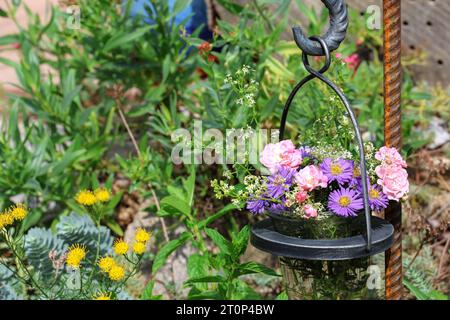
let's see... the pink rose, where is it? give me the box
[303,204,318,219]
[260,140,302,173]
[295,165,328,191]
[295,190,308,203]
[375,146,407,168]
[376,165,409,201]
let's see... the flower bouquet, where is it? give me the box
[212,135,409,299]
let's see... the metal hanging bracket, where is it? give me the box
[293,0,348,56]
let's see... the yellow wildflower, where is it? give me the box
[66,244,87,269]
[0,213,14,229]
[113,239,129,255]
[98,256,115,272]
[9,204,28,221]
[135,228,151,243]
[94,188,111,203]
[75,190,97,206]
[0,215,6,229]
[93,292,113,300]
[132,241,146,255]
[108,264,125,281]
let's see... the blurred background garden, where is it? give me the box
[0,0,448,300]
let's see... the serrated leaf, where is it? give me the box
[205,228,230,255]
[232,225,249,257]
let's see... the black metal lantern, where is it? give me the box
[250,0,394,299]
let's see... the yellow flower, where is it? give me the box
[108,264,125,281]
[66,244,87,269]
[98,256,115,272]
[113,239,129,255]
[75,190,97,206]
[0,213,14,229]
[0,215,6,229]
[135,228,151,243]
[94,188,111,203]
[93,292,113,300]
[132,241,146,255]
[9,204,28,221]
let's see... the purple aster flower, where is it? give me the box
[267,202,287,214]
[266,167,295,199]
[320,158,354,185]
[328,188,364,217]
[368,184,389,211]
[348,161,361,187]
[246,198,267,215]
[299,146,312,159]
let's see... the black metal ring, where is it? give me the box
[302,36,331,74]
[279,36,373,252]
[292,0,348,56]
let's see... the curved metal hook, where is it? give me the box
[280,36,372,252]
[293,0,348,56]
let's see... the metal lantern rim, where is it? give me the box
[250,216,394,261]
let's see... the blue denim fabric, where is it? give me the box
[125,0,212,40]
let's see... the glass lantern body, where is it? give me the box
[270,213,385,300]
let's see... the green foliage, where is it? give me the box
[1,212,119,299]
[404,279,449,301]
[55,213,113,256]
[24,228,65,279]
[185,226,280,300]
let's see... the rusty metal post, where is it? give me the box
[383,0,403,300]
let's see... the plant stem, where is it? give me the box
[1,230,49,298]
[114,96,170,244]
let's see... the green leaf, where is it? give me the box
[187,254,209,291]
[403,279,430,300]
[140,280,162,300]
[198,203,237,229]
[232,225,250,257]
[162,55,171,83]
[185,275,226,285]
[234,262,280,277]
[0,57,19,69]
[103,25,152,52]
[187,291,222,300]
[427,290,449,300]
[152,232,191,274]
[182,166,196,207]
[276,291,288,300]
[0,34,19,46]
[205,228,231,255]
[0,8,8,17]
[159,195,191,217]
[216,0,244,14]
[50,149,86,175]
[106,220,124,236]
